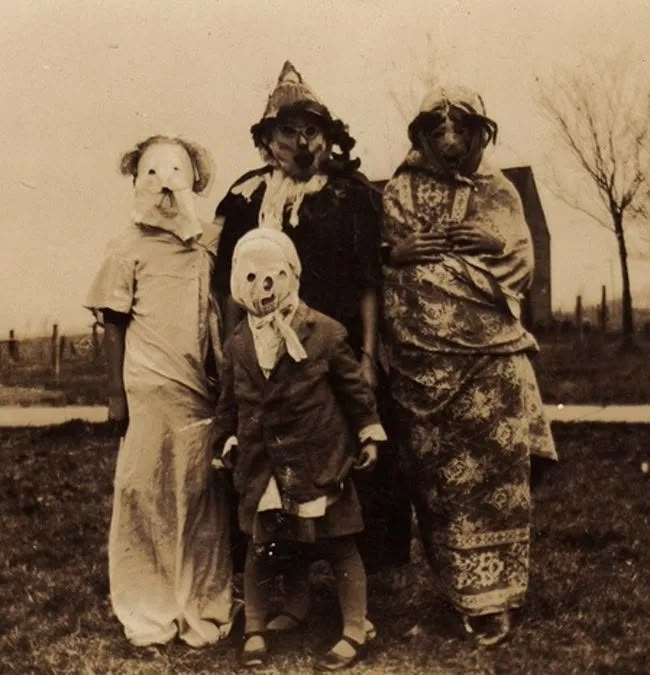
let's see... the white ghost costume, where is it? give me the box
[85,138,235,647]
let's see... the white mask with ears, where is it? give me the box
[132,140,202,240]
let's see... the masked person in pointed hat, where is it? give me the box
[213,228,386,670]
[381,85,558,645]
[213,60,412,622]
[85,135,236,647]
[215,60,377,356]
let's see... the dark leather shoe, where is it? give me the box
[314,635,367,671]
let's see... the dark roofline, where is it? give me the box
[502,166,549,239]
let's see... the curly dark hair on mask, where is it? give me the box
[323,118,361,175]
[406,107,499,178]
[408,108,498,149]
[251,102,361,174]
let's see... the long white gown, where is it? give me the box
[86,221,234,647]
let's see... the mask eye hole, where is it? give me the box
[279,125,298,138]
[173,166,179,171]
[148,168,156,175]
[246,273,256,282]
[278,270,287,279]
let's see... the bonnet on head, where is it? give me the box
[419,85,488,118]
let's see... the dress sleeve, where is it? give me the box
[381,173,415,246]
[464,172,535,300]
[84,238,136,320]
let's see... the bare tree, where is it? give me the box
[538,52,649,345]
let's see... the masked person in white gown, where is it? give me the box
[85,135,235,647]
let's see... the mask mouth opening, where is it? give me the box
[295,150,315,168]
[256,293,277,315]
[438,151,463,168]
[156,188,177,217]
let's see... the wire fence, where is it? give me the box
[0,325,104,373]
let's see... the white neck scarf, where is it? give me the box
[247,292,306,373]
[258,169,328,229]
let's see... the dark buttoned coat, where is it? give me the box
[215,303,380,535]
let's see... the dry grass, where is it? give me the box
[1,421,649,674]
[534,336,650,404]
[0,359,107,406]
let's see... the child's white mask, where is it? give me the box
[231,232,300,317]
[132,141,201,240]
[231,229,307,365]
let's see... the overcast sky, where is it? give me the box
[1,0,649,336]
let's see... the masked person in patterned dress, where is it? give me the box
[214,61,411,637]
[381,85,557,646]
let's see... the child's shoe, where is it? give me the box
[241,632,268,668]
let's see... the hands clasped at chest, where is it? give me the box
[389,222,505,266]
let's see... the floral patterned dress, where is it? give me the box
[382,153,557,616]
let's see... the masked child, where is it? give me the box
[85,135,234,647]
[213,228,385,670]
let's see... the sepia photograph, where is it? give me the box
[1,1,648,672]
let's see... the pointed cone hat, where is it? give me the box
[259,60,331,122]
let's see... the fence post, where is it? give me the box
[51,323,61,380]
[575,295,583,343]
[8,329,18,361]
[598,285,608,334]
[92,321,100,361]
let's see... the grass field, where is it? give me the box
[532,337,650,404]
[0,358,107,406]
[1,421,648,674]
